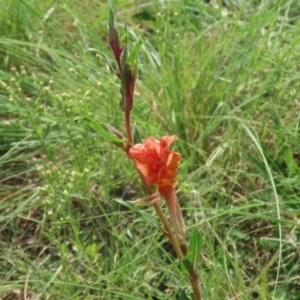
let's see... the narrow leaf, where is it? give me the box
[115,199,159,226]
[82,117,125,144]
[133,122,142,144]
[181,257,193,274]
[120,35,128,68]
[87,48,116,74]
[284,148,298,173]
[120,24,128,47]
[178,287,193,300]
[244,151,268,179]
[42,124,51,140]
[126,39,142,65]
[187,228,203,271]
[119,97,125,111]
[109,8,115,29]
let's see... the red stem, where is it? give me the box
[189,273,202,300]
[125,97,133,144]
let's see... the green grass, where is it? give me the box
[1,0,300,299]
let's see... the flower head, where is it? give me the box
[129,135,185,247]
[128,135,181,191]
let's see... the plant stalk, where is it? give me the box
[123,54,201,300]
[140,178,185,260]
[125,98,133,144]
[189,272,202,300]
[152,202,185,260]
[134,166,201,299]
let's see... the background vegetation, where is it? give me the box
[1,0,300,299]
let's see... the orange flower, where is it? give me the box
[128,135,181,191]
[129,135,185,246]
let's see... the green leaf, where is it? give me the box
[121,39,141,79]
[85,243,98,259]
[119,97,125,111]
[126,39,142,66]
[244,151,268,179]
[81,117,126,144]
[42,124,51,141]
[133,122,142,144]
[284,148,298,174]
[60,242,67,257]
[87,48,116,73]
[115,198,159,226]
[178,287,193,300]
[133,11,155,21]
[120,44,128,70]
[109,8,115,30]
[186,228,204,271]
[120,24,128,47]
[181,257,193,274]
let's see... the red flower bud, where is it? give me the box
[121,63,136,112]
[108,9,122,73]
[107,124,125,140]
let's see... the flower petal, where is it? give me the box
[128,135,181,189]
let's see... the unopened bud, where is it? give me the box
[107,124,124,140]
[109,9,122,71]
[121,63,136,112]
[106,124,131,152]
[120,39,141,112]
